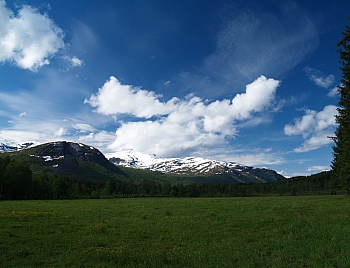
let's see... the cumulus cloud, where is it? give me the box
[284,105,338,152]
[86,75,280,157]
[0,0,65,71]
[85,76,179,118]
[303,66,335,89]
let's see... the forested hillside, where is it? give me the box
[0,152,339,200]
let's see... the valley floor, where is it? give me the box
[1,196,350,267]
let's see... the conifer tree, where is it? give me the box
[331,17,350,188]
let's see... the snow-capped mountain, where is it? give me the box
[0,141,35,152]
[1,141,284,183]
[107,150,240,175]
[106,150,282,179]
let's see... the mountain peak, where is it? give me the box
[27,141,105,163]
[16,141,126,181]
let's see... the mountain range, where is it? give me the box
[0,141,285,184]
[107,150,284,182]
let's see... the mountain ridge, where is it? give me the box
[106,150,285,182]
[1,141,284,184]
[107,150,244,174]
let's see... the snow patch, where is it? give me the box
[29,154,64,161]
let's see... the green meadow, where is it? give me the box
[1,196,350,267]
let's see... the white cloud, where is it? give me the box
[195,147,285,167]
[86,75,280,157]
[327,86,339,97]
[0,1,65,71]
[307,165,329,172]
[73,123,95,133]
[0,130,41,142]
[0,122,116,154]
[62,55,84,69]
[54,127,67,137]
[77,130,117,150]
[85,76,179,118]
[224,153,285,166]
[284,105,338,152]
[164,80,171,86]
[70,56,83,67]
[303,66,335,89]
[293,133,334,153]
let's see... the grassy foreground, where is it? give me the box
[1,196,350,267]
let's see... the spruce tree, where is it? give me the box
[331,17,350,188]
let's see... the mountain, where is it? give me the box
[2,141,128,182]
[1,141,284,184]
[0,141,193,184]
[107,150,241,174]
[106,150,285,183]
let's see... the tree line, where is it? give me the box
[0,155,339,200]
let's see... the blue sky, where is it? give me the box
[0,0,349,177]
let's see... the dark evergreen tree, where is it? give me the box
[3,159,32,199]
[0,156,11,198]
[52,174,67,199]
[331,17,350,188]
[31,173,53,199]
[161,182,172,197]
[0,157,5,198]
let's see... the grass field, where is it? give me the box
[1,196,350,267]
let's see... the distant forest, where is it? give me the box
[0,156,340,200]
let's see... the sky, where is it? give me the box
[0,0,349,177]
